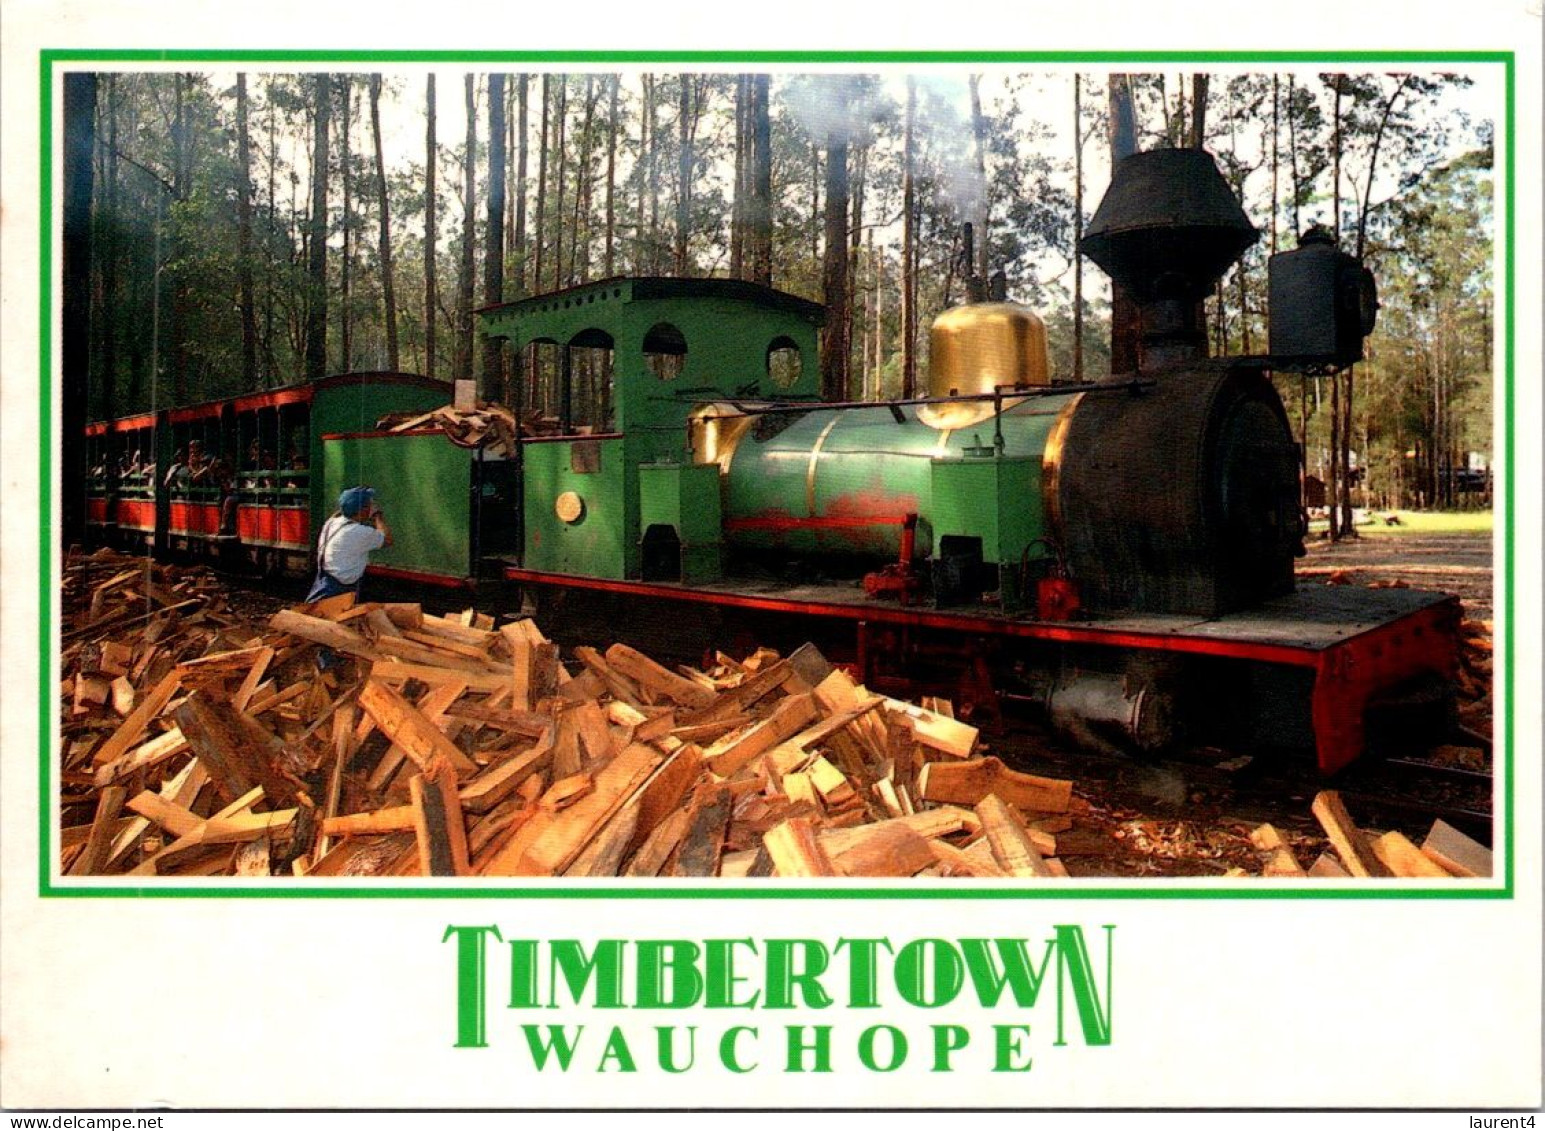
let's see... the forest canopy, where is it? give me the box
[67,67,1496,516]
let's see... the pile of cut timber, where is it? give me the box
[1232,791,1492,879]
[1454,618,1493,729]
[59,550,1080,879]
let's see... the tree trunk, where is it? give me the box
[647,75,661,273]
[1187,73,1209,147]
[534,75,549,294]
[969,75,989,284]
[848,142,867,400]
[514,74,529,295]
[571,76,595,284]
[458,75,477,381]
[731,74,747,280]
[63,73,96,548]
[340,77,353,372]
[369,75,399,372]
[1107,74,1140,375]
[636,74,651,273]
[675,76,693,274]
[553,76,567,289]
[264,79,279,385]
[425,74,438,380]
[1073,74,1084,383]
[484,74,507,398]
[1270,75,1279,257]
[1330,75,1345,539]
[819,126,850,402]
[235,74,258,389]
[900,77,917,400]
[604,74,619,278]
[750,74,773,287]
[169,73,190,401]
[305,75,331,383]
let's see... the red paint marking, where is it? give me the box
[232,386,312,413]
[87,413,157,435]
[501,567,1322,666]
[726,514,913,532]
[1309,601,1460,774]
[321,428,444,441]
[366,564,475,589]
[115,500,155,530]
[168,403,225,425]
[168,501,222,537]
[237,505,310,548]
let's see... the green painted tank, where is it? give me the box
[720,395,1079,562]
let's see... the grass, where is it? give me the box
[1307,509,1494,536]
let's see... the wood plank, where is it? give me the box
[930,839,1008,878]
[1310,790,1392,878]
[369,659,508,694]
[376,634,499,671]
[563,805,641,878]
[105,759,207,871]
[66,785,129,876]
[672,782,734,877]
[623,807,694,877]
[174,688,303,807]
[321,806,417,836]
[233,835,271,876]
[89,669,181,767]
[676,659,793,726]
[125,790,204,839]
[820,808,980,856]
[824,821,935,878]
[703,693,818,778]
[623,745,703,859]
[917,757,1072,813]
[458,735,554,814]
[501,620,560,711]
[93,726,187,787]
[1420,819,1493,878]
[805,755,855,806]
[604,643,716,709]
[763,817,839,877]
[231,646,275,712]
[490,743,664,876]
[410,756,472,876]
[268,609,380,661]
[1371,831,1452,878]
[1307,852,1350,878]
[975,794,1054,878]
[357,678,478,777]
[883,698,979,759]
[574,645,647,706]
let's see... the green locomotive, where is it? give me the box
[312,149,1459,775]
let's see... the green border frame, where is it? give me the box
[37,48,1516,901]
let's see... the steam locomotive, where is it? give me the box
[83,149,1460,773]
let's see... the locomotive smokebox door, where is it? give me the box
[1268,226,1379,369]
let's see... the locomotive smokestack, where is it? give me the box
[1080,148,1257,367]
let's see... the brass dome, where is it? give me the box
[918,302,1049,430]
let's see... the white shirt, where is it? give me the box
[317,514,386,585]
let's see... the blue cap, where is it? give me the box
[338,486,376,517]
